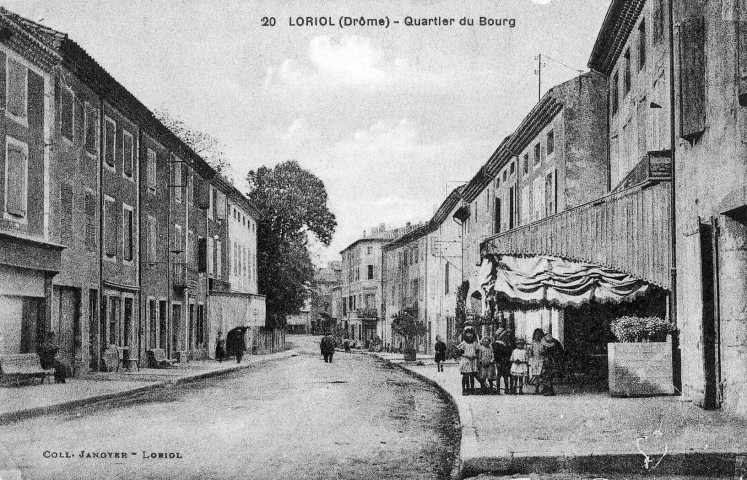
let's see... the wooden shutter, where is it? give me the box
[61,88,73,140]
[679,16,706,141]
[6,143,27,217]
[105,119,116,167]
[85,191,96,249]
[198,237,207,272]
[740,19,747,106]
[7,58,26,118]
[124,208,133,261]
[123,133,133,177]
[60,183,74,245]
[105,198,117,256]
[147,216,156,263]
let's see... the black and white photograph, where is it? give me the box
[0,0,745,479]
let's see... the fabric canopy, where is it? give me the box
[485,254,650,308]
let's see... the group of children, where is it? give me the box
[435,325,562,396]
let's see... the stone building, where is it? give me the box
[382,187,463,352]
[0,8,266,372]
[671,0,747,416]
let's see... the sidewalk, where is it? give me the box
[0,349,297,425]
[372,352,747,478]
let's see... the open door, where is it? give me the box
[698,220,721,409]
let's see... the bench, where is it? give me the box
[0,353,54,386]
[147,348,176,369]
[116,346,139,372]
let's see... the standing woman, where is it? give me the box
[215,330,226,363]
[527,328,546,395]
[434,335,447,372]
[457,327,478,395]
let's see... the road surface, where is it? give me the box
[0,335,459,480]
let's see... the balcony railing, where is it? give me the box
[483,180,671,289]
[356,308,379,319]
[172,263,198,289]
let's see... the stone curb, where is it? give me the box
[369,353,464,480]
[368,352,744,478]
[0,350,297,425]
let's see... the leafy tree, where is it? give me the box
[246,161,337,326]
[391,308,428,357]
[155,109,230,174]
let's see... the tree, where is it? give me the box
[155,109,230,174]
[391,308,428,361]
[246,161,337,327]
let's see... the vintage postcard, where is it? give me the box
[0,0,745,479]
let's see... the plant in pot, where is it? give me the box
[607,316,676,397]
[391,308,428,362]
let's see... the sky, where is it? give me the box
[5,0,612,265]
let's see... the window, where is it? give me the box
[60,183,74,245]
[367,246,372,255]
[104,117,116,169]
[496,177,500,189]
[173,224,183,255]
[85,190,96,250]
[122,130,134,179]
[61,86,74,141]
[638,20,647,71]
[122,204,134,262]
[533,176,544,221]
[4,138,28,220]
[523,154,529,175]
[533,143,541,166]
[216,240,222,278]
[653,0,665,43]
[624,48,631,95]
[173,156,182,202]
[84,103,98,156]
[187,171,194,204]
[545,171,555,217]
[6,57,27,121]
[147,215,157,263]
[207,237,214,275]
[104,196,117,257]
[208,186,214,219]
[502,170,507,182]
[187,230,194,265]
[510,161,515,175]
[148,299,157,349]
[444,263,450,294]
[147,148,157,193]
[546,130,555,156]
[494,198,502,234]
[612,72,619,115]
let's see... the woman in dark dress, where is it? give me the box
[226,327,248,364]
[434,335,447,372]
[215,330,226,362]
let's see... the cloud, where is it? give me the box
[279,118,315,143]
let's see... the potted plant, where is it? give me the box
[607,316,676,397]
[391,309,428,362]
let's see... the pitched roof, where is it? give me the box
[587,0,647,76]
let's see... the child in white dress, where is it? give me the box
[457,327,478,395]
[510,338,528,395]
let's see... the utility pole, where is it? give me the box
[535,54,543,101]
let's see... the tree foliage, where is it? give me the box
[155,109,230,174]
[391,309,428,351]
[246,161,337,326]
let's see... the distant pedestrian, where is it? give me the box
[434,335,447,372]
[510,338,528,394]
[343,338,351,353]
[477,336,496,394]
[320,334,337,363]
[492,327,513,395]
[215,330,226,363]
[457,327,478,395]
[226,326,248,364]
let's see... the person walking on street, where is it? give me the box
[434,335,447,372]
[540,332,564,396]
[320,334,337,363]
[343,338,351,353]
[226,327,248,364]
[215,330,226,363]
